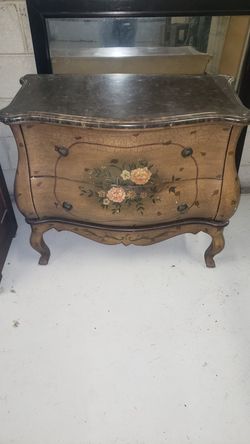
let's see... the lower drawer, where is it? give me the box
[30,176,222,226]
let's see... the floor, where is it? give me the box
[1,196,250,444]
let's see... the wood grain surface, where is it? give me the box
[4,73,247,267]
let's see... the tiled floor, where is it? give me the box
[1,196,250,444]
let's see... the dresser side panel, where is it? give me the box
[11,125,37,219]
[215,125,242,221]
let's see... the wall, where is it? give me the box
[0,0,36,195]
[0,1,249,195]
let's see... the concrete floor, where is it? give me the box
[1,196,250,444]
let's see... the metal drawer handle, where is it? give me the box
[177,203,188,213]
[55,145,69,156]
[62,201,72,211]
[181,147,193,158]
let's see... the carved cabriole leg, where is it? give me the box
[30,224,51,265]
[27,220,227,267]
[204,227,225,268]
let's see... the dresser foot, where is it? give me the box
[30,225,51,265]
[204,228,225,268]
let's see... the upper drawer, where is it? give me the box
[21,123,231,182]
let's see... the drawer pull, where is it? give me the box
[181,147,193,157]
[55,145,69,156]
[62,201,72,211]
[177,203,188,213]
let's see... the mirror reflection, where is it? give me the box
[46,16,249,85]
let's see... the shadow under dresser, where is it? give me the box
[0,74,249,267]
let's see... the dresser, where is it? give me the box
[0,74,249,267]
[0,165,17,280]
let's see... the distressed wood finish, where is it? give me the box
[22,123,231,179]
[29,176,223,224]
[29,219,228,268]
[215,125,242,220]
[11,125,38,219]
[0,74,249,267]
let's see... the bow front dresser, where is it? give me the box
[0,74,249,267]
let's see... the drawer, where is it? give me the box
[30,176,222,226]
[22,123,231,182]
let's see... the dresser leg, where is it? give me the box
[30,225,51,265]
[204,228,225,268]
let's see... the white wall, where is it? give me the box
[0,0,36,195]
[0,1,249,195]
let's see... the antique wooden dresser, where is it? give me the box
[0,74,249,267]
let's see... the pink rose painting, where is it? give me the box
[107,187,126,203]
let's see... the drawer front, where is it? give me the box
[31,176,222,226]
[22,123,231,182]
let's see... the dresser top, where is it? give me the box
[0,74,249,129]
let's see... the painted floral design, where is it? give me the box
[107,186,126,203]
[126,190,136,199]
[97,190,106,198]
[130,167,152,185]
[79,159,161,214]
[103,198,110,206]
[120,170,131,180]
